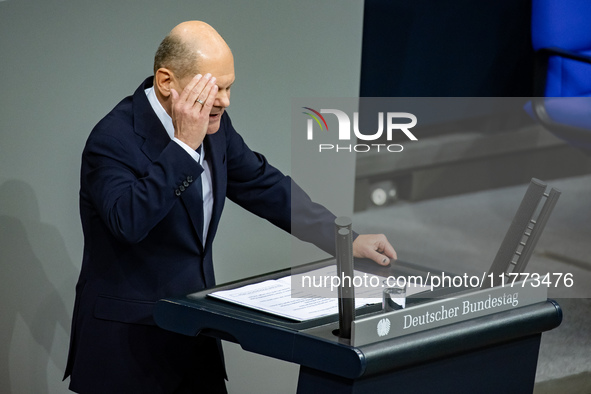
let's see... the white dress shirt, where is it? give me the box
[145,86,213,242]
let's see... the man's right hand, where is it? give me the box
[170,73,219,150]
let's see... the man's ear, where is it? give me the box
[154,68,174,98]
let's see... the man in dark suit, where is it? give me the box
[64,21,396,393]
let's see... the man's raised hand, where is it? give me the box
[170,73,218,150]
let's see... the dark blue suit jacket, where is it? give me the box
[64,77,337,393]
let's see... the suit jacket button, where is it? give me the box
[175,189,181,196]
[179,185,185,192]
[187,176,193,183]
[183,180,189,187]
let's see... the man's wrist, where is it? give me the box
[173,137,201,162]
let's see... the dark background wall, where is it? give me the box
[360,0,534,98]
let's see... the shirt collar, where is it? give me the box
[145,86,174,140]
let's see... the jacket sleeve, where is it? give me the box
[81,119,203,244]
[223,115,338,255]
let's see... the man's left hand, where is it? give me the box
[352,234,397,266]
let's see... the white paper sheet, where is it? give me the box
[208,266,428,321]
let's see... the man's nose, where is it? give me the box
[215,90,230,108]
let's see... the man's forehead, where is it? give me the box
[198,51,234,75]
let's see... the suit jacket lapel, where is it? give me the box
[132,78,171,162]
